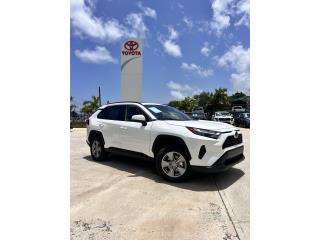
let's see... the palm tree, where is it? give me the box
[211,88,230,111]
[194,92,213,109]
[70,96,77,113]
[81,96,100,115]
[180,96,198,112]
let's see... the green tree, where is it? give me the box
[81,96,100,115]
[194,92,213,109]
[70,96,77,113]
[168,100,182,109]
[180,96,198,112]
[211,88,230,111]
[229,91,247,101]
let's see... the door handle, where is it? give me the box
[120,126,127,130]
[99,124,104,128]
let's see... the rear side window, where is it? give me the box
[126,105,149,121]
[97,105,125,121]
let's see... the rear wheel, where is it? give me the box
[90,137,106,161]
[156,145,190,182]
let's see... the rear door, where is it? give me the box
[96,105,126,148]
[119,104,153,156]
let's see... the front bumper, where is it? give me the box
[191,146,244,173]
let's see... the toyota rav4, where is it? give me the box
[86,102,244,182]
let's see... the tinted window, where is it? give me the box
[126,105,148,121]
[97,105,125,121]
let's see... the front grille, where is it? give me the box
[218,118,231,122]
[222,134,243,149]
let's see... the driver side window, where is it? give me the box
[126,105,148,121]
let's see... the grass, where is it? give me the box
[71,121,86,128]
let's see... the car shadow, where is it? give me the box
[83,154,244,192]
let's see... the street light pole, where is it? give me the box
[98,86,101,106]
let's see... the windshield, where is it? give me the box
[144,104,193,121]
[216,112,230,116]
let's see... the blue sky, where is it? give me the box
[71,0,250,107]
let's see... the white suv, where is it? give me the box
[212,111,234,125]
[86,102,244,182]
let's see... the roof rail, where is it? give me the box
[106,101,142,105]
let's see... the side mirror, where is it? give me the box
[131,114,147,126]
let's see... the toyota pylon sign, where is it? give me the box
[121,39,143,101]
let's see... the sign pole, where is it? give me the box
[120,39,143,101]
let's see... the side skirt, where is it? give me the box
[105,147,154,161]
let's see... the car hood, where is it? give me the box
[164,120,238,131]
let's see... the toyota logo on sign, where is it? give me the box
[124,41,139,51]
[122,40,142,56]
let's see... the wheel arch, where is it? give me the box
[152,135,191,160]
[88,130,105,146]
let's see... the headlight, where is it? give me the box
[186,127,222,139]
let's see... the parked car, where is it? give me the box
[86,102,244,182]
[185,111,206,120]
[231,106,246,112]
[212,111,234,125]
[234,112,250,128]
[192,112,207,120]
[192,107,205,113]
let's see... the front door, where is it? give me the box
[119,104,152,156]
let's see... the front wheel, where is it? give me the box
[156,145,190,182]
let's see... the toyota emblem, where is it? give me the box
[124,41,139,51]
[234,131,239,139]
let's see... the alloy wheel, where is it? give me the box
[91,140,102,158]
[161,151,187,178]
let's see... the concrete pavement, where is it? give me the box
[70,128,250,240]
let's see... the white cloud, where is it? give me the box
[159,27,182,58]
[163,40,182,58]
[167,81,192,92]
[167,81,202,100]
[170,91,185,100]
[201,42,214,57]
[181,62,214,78]
[75,46,117,64]
[217,44,250,93]
[125,13,148,39]
[138,2,157,19]
[183,17,193,29]
[210,0,233,35]
[177,3,184,9]
[70,0,156,42]
[210,0,250,35]
[235,0,250,27]
[168,26,179,40]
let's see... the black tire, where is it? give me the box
[155,145,190,182]
[90,137,107,161]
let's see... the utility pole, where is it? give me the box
[98,86,101,106]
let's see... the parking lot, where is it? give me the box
[70,128,250,240]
